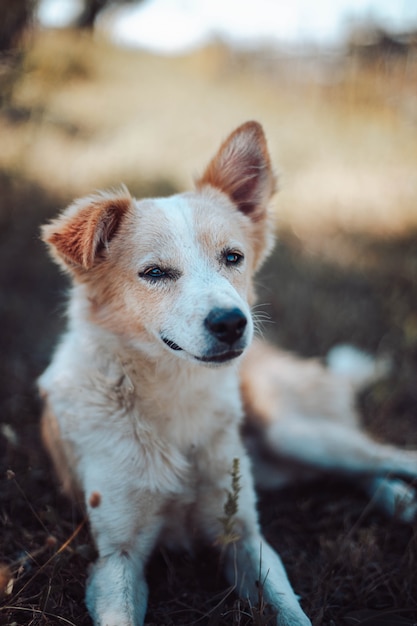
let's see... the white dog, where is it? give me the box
[39,122,417,626]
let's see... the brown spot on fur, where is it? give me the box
[89,491,102,508]
[0,563,13,598]
[45,535,58,548]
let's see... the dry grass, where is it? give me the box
[1,28,417,626]
[1,29,417,234]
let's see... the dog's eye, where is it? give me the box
[146,267,165,278]
[139,266,181,282]
[139,266,167,281]
[224,251,244,266]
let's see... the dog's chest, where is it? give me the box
[113,354,240,445]
[132,368,240,450]
[93,355,242,492]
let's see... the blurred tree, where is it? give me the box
[0,0,37,52]
[75,0,145,29]
[0,0,37,109]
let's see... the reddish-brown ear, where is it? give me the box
[42,189,132,272]
[196,121,276,220]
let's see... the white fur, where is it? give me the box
[240,340,417,524]
[39,123,311,626]
[327,343,390,386]
[39,122,417,626]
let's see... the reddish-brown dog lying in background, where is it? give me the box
[39,122,417,626]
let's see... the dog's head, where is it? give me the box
[42,121,276,365]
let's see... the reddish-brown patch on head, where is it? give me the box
[89,491,102,508]
[196,121,277,222]
[41,189,133,274]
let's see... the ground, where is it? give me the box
[1,28,417,626]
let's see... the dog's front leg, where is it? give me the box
[82,466,165,626]
[197,448,311,626]
[86,548,149,626]
[224,534,312,626]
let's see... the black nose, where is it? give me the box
[204,307,247,345]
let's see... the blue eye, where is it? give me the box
[145,267,165,278]
[225,251,244,266]
[139,266,181,282]
[139,266,167,281]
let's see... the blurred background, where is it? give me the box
[1,1,417,625]
[2,0,417,232]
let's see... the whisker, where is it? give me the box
[251,309,273,322]
[251,307,275,339]
[251,301,272,311]
[252,313,273,322]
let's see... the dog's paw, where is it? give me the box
[86,553,148,626]
[276,607,312,626]
[366,476,417,523]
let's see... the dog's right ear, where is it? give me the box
[42,189,132,274]
[196,121,277,272]
[195,121,276,222]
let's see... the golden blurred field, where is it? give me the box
[2,28,417,237]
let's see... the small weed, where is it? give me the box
[217,459,242,547]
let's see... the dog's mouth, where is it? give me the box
[195,350,243,364]
[161,336,243,364]
[162,337,183,351]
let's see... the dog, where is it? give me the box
[38,121,417,626]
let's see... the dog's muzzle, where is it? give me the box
[162,307,249,364]
[204,307,247,346]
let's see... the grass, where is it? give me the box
[1,29,417,232]
[1,27,417,625]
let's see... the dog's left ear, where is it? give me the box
[42,189,132,275]
[196,121,276,222]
